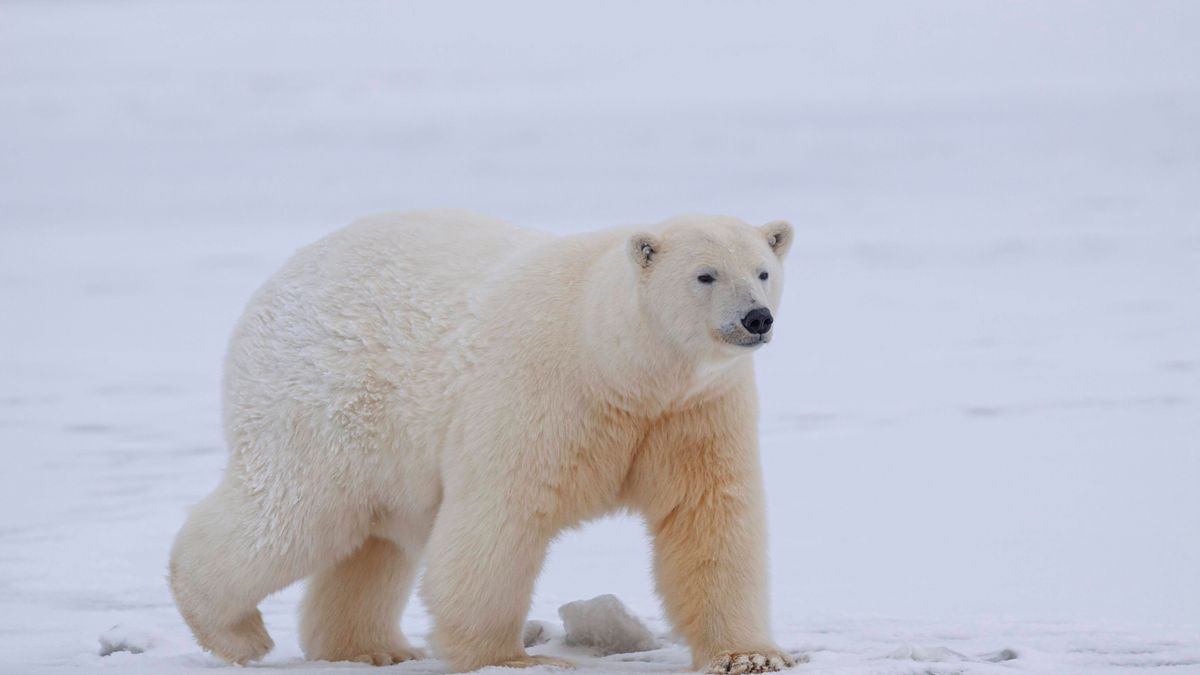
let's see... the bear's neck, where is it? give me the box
[581,246,747,416]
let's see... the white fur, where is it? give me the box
[170,210,794,672]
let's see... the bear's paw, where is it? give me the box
[706,649,797,674]
[348,646,426,666]
[493,654,575,669]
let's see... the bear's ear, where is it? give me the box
[761,220,793,260]
[628,232,662,269]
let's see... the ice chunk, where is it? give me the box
[887,643,968,662]
[523,619,558,647]
[558,594,659,655]
[98,625,154,656]
[981,647,1019,662]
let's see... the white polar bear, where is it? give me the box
[169,210,795,673]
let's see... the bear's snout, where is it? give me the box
[740,308,773,335]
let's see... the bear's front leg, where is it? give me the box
[649,483,793,674]
[628,394,793,674]
[420,491,573,672]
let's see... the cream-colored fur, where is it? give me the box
[169,210,794,673]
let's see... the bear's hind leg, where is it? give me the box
[170,481,366,664]
[300,536,425,665]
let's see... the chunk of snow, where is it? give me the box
[981,647,1019,662]
[523,619,559,647]
[98,625,154,656]
[558,594,659,655]
[887,643,969,662]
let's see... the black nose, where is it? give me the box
[741,308,773,335]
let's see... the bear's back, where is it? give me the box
[222,210,550,463]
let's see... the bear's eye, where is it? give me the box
[759,272,769,281]
[697,274,715,284]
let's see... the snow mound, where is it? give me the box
[98,625,154,656]
[887,643,1021,664]
[887,643,969,662]
[558,594,659,655]
[981,648,1019,662]
[523,619,561,647]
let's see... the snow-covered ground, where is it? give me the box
[2,2,1199,673]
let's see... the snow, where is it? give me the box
[97,626,155,657]
[558,596,660,656]
[522,620,559,649]
[2,1,1199,674]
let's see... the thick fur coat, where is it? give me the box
[169,210,794,673]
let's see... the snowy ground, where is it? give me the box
[2,2,1199,673]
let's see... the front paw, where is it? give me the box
[706,649,795,674]
[493,654,575,669]
[348,645,426,666]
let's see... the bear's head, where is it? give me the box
[627,215,792,359]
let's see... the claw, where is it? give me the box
[707,649,796,674]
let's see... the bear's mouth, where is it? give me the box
[737,333,771,347]
[720,331,771,348]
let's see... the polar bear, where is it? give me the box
[169,210,795,673]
